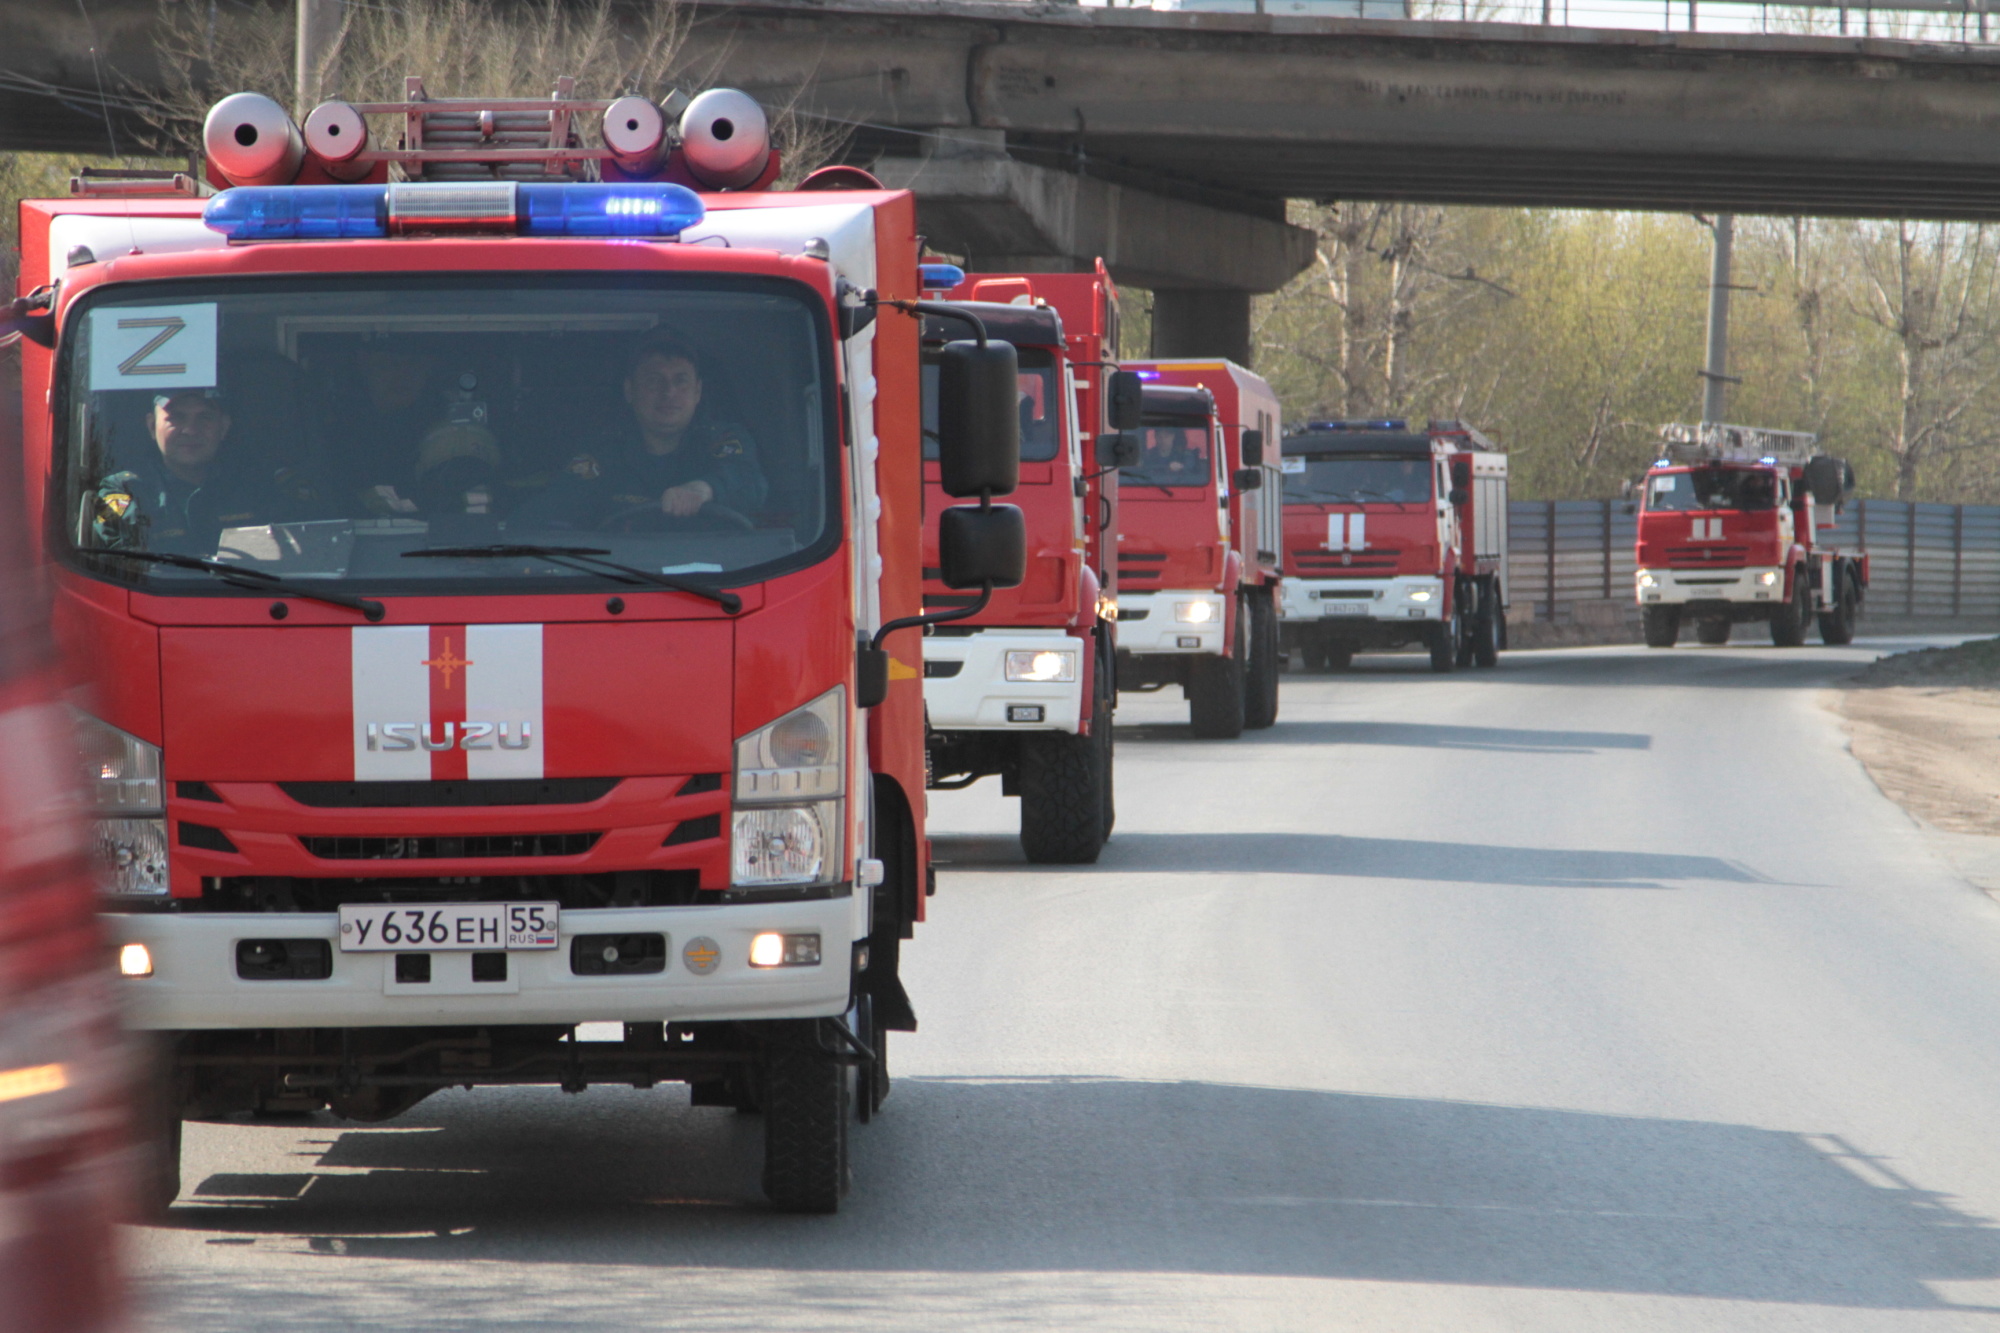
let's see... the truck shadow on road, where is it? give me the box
[932,831,1763,889]
[152,1077,2000,1320]
[1119,719,1654,753]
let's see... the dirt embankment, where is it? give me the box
[1834,639,2000,837]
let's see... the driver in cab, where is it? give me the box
[518,336,765,529]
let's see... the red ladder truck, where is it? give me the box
[5,83,1025,1214]
[917,268,1139,863]
[1636,423,1864,647]
[1116,361,1284,737]
[1277,420,1508,672]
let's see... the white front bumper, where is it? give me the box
[1117,591,1226,655]
[105,896,858,1030]
[1636,567,1783,607]
[1280,576,1443,622]
[922,627,1085,733]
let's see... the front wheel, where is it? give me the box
[1428,611,1459,674]
[1819,582,1859,645]
[1770,570,1809,647]
[1020,728,1107,863]
[761,1031,849,1214]
[1642,606,1681,648]
[1472,585,1500,668]
[1244,595,1281,730]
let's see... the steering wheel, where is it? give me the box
[595,501,755,533]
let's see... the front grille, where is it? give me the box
[661,814,721,847]
[1118,568,1162,581]
[201,871,703,912]
[1664,545,1750,565]
[1118,608,1149,622]
[180,822,239,853]
[281,779,620,808]
[1120,552,1166,562]
[1293,557,1396,572]
[301,832,601,860]
[924,660,964,678]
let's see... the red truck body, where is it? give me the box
[917,269,1122,863]
[1635,424,1866,647]
[1277,420,1508,672]
[1117,359,1283,737]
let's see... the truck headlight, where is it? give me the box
[75,713,168,896]
[1757,570,1780,586]
[1637,570,1659,589]
[1004,649,1076,683]
[733,690,844,889]
[1406,588,1433,602]
[731,803,834,887]
[1174,601,1215,623]
[734,688,844,803]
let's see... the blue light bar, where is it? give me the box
[518,183,703,238]
[1304,419,1408,432]
[1134,370,1160,380]
[203,185,387,240]
[919,263,965,290]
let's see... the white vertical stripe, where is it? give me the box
[465,624,544,779]
[353,626,432,780]
[1327,514,1343,551]
[1349,514,1366,551]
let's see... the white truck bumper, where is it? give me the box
[1636,566,1784,608]
[922,627,1085,733]
[104,896,859,1030]
[1117,591,1227,655]
[1280,575,1444,624]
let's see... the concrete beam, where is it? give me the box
[1152,290,1253,366]
[873,140,1316,294]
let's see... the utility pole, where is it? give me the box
[296,0,344,112]
[1701,212,1734,425]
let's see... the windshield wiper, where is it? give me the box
[404,544,742,613]
[89,549,385,620]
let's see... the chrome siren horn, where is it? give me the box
[677,88,771,190]
[601,96,670,176]
[303,100,372,180]
[203,92,306,188]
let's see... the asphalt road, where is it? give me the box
[131,637,2000,1331]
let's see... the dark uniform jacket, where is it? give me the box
[514,418,766,530]
[90,450,301,554]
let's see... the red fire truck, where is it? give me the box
[1116,360,1283,737]
[4,84,1025,1214]
[918,268,1138,863]
[1277,420,1508,672]
[1636,423,1864,647]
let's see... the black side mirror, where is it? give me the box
[1448,488,1470,506]
[1803,455,1844,506]
[1450,460,1472,489]
[1239,429,1264,468]
[1095,432,1140,469]
[1,311,54,348]
[1106,370,1144,431]
[1233,468,1263,492]
[936,339,1020,498]
[937,503,1026,588]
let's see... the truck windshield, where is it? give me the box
[57,273,837,595]
[1282,455,1432,505]
[922,348,1059,463]
[1645,467,1778,513]
[1121,422,1213,489]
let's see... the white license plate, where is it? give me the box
[1319,602,1369,616]
[338,902,559,952]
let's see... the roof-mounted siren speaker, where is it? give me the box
[303,100,373,181]
[601,96,671,178]
[203,92,306,188]
[678,88,776,191]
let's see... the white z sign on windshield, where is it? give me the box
[88,303,217,392]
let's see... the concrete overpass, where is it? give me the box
[12,0,2000,361]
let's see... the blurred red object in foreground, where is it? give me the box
[0,332,127,1332]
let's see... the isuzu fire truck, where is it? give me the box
[1278,420,1508,672]
[1636,423,1863,647]
[4,84,1027,1215]
[917,269,1139,863]
[1116,361,1283,738]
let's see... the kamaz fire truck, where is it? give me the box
[1116,361,1283,738]
[918,269,1138,863]
[1278,420,1508,672]
[1636,423,1864,647]
[4,84,1026,1215]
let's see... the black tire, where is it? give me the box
[851,994,887,1124]
[1642,606,1680,648]
[761,1034,849,1213]
[1019,727,1106,863]
[1327,644,1354,671]
[135,1045,183,1221]
[1428,610,1459,674]
[1244,594,1280,730]
[1188,652,1246,738]
[1472,584,1500,668]
[1819,580,1858,645]
[1303,639,1332,672]
[1770,569,1809,647]
[1694,617,1731,645]
[1095,645,1116,841]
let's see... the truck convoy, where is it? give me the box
[1635,423,1864,647]
[1116,360,1284,737]
[918,269,1138,864]
[6,83,1027,1214]
[1278,419,1509,672]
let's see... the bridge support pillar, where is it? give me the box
[1150,290,1252,367]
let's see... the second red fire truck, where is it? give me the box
[1635,423,1864,647]
[1278,419,1509,672]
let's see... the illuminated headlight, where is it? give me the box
[1757,570,1780,586]
[1406,588,1434,602]
[118,942,153,979]
[1174,601,1215,624]
[731,803,834,887]
[1637,570,1659,589]
[1004,649,1076,683]
[735,688,844,803]
[74,713,168,896]
[749,931,822,968]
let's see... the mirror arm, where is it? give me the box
[873,296,988,347]
[872,581,994,651]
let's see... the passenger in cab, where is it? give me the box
[515,336,766,529]
[92,389,299,553]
